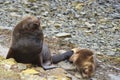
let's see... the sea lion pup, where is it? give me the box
[6,15,74,70]
[69,48,96,78]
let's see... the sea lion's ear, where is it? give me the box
[72,48,80,54]
[36,16,41,26]
[88,56,94,62]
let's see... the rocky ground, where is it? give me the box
[0,0,120,80]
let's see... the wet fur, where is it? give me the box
[69,49,96,78]
[6,16,55,70]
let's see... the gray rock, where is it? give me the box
[10,12,21,18]
[0,0,4,4]
[108,74,120,80]
[55,33,71,38]
[85,22,95,27]
[54,23,62,28]
[58,50,66,54]
[17,63,27,70]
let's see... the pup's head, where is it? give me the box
[79,60,95,78]
[70,49,96,78]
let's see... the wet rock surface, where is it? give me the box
[0,0,120,80]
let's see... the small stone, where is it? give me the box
[4,1,11,4]
[54,23,62,28]
[57,14,62,17]
[75,3,84,10]
[22,68,39,75]
[85,30,93,33]
[41,11,48,17]
[96,51,103,55]
[107,51,115,56]
[8,7,18,12]
[31,5,39,10]
[11,63,27,72]
[10,12,21,17]
[80,12,86,15]
[17,63,27,70]
[22,0,28,4]
[56,33,71,38]
[91,78,97,80]
[58,50,66,54]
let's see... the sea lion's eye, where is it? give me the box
[33,23,38,27]
[28,23,38,30]
[33,23,39,29]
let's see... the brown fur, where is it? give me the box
[6,16,56,70]
[69,49,96,78]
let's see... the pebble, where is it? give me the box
[85,22,95,27]
[55,33,71,38]
[75,3,84,10]
[54,23,62,28]
[58,50,66,54]
[10,12,21,17]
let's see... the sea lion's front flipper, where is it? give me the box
[41,43,58,70]
[42,61,57,70]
